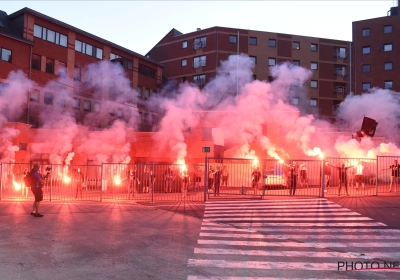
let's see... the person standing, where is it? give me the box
[30,163,46,217]
[251,166,262,194]
[164,167,174,193]
[331,163,354,196]
[287,162,299,196]
[21,168,29,198]
[221,165,229,188]
[181,169,190,197]
[355,161,365,190]
[208,166,215,193]
[213,166,222,196]
[126,166,138,195]
[75,168,85,199]
[143,165,154,193]
[299,163,308,188]
[324,162,332,190]
[381,159,400,192]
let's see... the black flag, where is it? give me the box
[352,117,378,141]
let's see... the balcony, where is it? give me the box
[333,86,346,94]
[333,67,346,77]
[193,59,206,68]
[193,40,206,50]
[333,49,347,58]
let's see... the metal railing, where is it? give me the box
[0,156,398,202]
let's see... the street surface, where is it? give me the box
[1,195,400,279]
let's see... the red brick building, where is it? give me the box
[0,8,163,131]
[352,5,400,93]
[147,27,351,119]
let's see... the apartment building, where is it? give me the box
[0,8,163,131]
[352,5,400,93]
[147,27,351,119]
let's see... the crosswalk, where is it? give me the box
[187,198,400,279]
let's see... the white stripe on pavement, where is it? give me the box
[188,276,359,280]
[204,212,361,217]
[205,204,342,210]
[208,216,372,221]
[205,198,328,204]
[204,208,352,213]
[198,239,400,248]
[217,222,386,227]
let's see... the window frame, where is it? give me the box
[31,53,41,70]
[268,57,276,66]
[310,62,318,70]
[45,57,55,74]
[181,59,187,67]
[249,56,257,65]
[249,37,257,45]
[384,80,393,89]
[362,82,371,91]
[384,25,392,34]
[362,46,371,54]
[384,61,393,71]
[33,24,68,47]
[30,89,40,102]
[291,97,299,105]
[229,35,237,44]
[311,43,318,52]
[0,47,12,62]
[310,80,318,88]
[362,28,370,37]
[44,91,53,105]
[310,99,318,107]
[362,64,371,73]
[292,41,300,50]
[383,43,392,52]
[268,39,276,48]
[182,41,187,48]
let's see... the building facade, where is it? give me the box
[0,8,163,132]
[352,5,400,94]
[147,27,351,119]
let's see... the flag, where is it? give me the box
[352,117,378,141]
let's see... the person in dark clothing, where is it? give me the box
[164,167,174,193]
[213,166,222,196]
[251,167,262,194]
[181,169,190,197]
[381,159,400,192]
[331,163,354,196]
[30,163,46,217]
[324,162,332,189]
[127,166,138,195]
[75,168,85,199]
[208,166,215,193]
[143,165,154,193]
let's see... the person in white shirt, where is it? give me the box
[354,161,365,190]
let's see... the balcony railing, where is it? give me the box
[193,59,206,68]
[193,78,206,86]
[333,86,346,94]
[334,49,347,58]
[333,67,347,76]
[193,40,206,50]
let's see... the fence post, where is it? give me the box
[49,164,53,202]
[100,163,103,202]
[321,160,325,198]
[376,156,379,196]
[151,163,154,204]
[204,156,208,201]
[0,163,2,201]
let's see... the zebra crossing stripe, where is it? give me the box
[193,248,377,259]
[205,204,342,210]
[208,216,372,221]
[218,222,386,227]
[199,232,400,240]
[204,212,361,217]
[204,208,351,213]
[198,239,400,248]
[205,198,328,204]
[188,259,338,270]
[201,225,395,233]
[188,276,359,280]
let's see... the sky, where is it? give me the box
[1,1,397,56]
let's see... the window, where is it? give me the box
[45,58,54,74]
[268,39,276,47]
[30,89,40,102]
[73,66,81,81]
[362,64,371,73]
[138,64,156,78]
[311,62,318,70]
[310,80,318,88]
[384,25,392,34]
[362,28,370,37]
[334,47,347,58]
[362,46,370,54]
[57,97,65,108]
[44,92,53,105]
[292,60,300,66]
[181,59,187,67]
[293,41,300,50]
[362,82,371,91]
[249,37,257,45]
[137,86,142,97]
[19,143,27,151]
[229,35,237,43]
[33,24,68,47]
[193,74,206,86]
[384,80,393,89]
[268,58,276,66]
[193,55,206,68]
[310,99,318,107]
[94,102,100,113]
[58,62,67,77]
[75,39,102,59]
[0,47,12,62]
[73,98,80,110]
[384,62,393,71]
[311,43,318,52]
[249,56,256,65]
[193,36,206,49]
[110,53,133,70]
[182,41,187,48]
[144,88,150,99]
[383,44,392,52]
[292,97,299,105]
[83,100,91,112]
[32,54,41,70]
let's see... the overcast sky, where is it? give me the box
[2,1,396,56]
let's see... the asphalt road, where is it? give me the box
[1,195,400,279]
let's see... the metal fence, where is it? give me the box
[0,156,398,202]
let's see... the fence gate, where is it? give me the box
[206,158,323,199]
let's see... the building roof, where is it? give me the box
[7,7,164,67]
[0,10,33,44]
